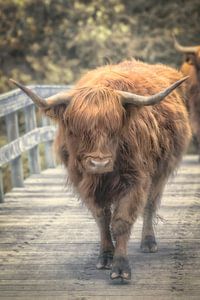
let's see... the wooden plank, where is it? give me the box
[0,155,199,299]
[0,168,4,203]
[0,126,56,167]
[5,112,23,187]
[24,105,40,174]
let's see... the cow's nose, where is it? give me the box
[90,159,110,168]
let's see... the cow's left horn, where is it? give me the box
[118,76,189,107]
[9,79,71,108]
[173,35,198,54]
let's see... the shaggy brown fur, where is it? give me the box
[46,59,191,280]
[178,48,200,161]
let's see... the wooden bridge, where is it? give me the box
[0,86,200,300]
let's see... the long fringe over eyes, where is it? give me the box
[65,86,125,134]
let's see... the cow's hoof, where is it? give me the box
[96,250,113,269]
[110,256,131,280]
[140,235,158,253]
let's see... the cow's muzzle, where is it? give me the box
[84,156,113,174]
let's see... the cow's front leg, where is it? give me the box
[110,224,132,280]
[110,188,147,280]
[84,200,114,270]
[95,207,114,269]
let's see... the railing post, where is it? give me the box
[42,116,55,168]
[0,169,4,203]
[24,105,41,174]
[5,112,24,187]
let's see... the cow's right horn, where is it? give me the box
[9,79,72,108]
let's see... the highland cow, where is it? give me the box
[10,59,191,280]
[174,36,200,161]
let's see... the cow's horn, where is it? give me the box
[118,76,189,107]
[173,34,198,54]
[9,79,71,108]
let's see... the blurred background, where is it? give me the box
[0,0,200,193]
[0,0,200,93]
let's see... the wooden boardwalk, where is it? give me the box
[0,155,200,300]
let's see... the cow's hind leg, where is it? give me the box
[95,207,114,270]
[141,176,167,253]
[193,135,200,162]
[140,202,158,253]
[196,135,200,163]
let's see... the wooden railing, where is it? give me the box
[0,85,72,202]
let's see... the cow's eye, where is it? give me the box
[110,131,116,138]
[68,129,80,138]
[68,129,74,136]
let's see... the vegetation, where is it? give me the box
[0,0,200,93]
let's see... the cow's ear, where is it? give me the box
[185,53,195,65]
[9,79,71,120]
[42,104,67,120]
